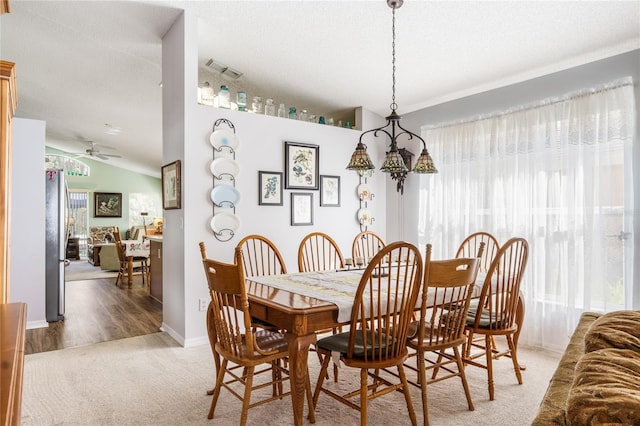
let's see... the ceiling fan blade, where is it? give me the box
[102,154,122,158]
[95,153,110,160]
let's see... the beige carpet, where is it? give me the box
[21,332,561,425]
[65,260,118,281]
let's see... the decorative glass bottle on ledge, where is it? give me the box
[218,85,230,109]
[265,98,275,116]
[252,96,263,113]
[236,91,247,111]
[278,103,286,118]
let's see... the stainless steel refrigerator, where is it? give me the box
[45,169,68,322]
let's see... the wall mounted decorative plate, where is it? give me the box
[357,183,373,200]
[210,157,240,178]
[209,129,239,150]
[210,184,240,207]
[357,208,374,226]
[210,212,240,234]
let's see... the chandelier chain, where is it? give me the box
[391,7,397,111]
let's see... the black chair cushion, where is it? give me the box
[317,329,397,359]
[466,303,503,329]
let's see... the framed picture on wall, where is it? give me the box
[258,171,283,206]
[319,175,340,207]
[94,192,122,217]
[284,141,319,190]
[291,192,313,226]
[162,160,181,210]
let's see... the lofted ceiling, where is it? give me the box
[2,0,639,178]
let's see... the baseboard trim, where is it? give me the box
[159,322,208,348]
[26,320,49,330]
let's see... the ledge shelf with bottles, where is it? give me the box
[197,82,357,129]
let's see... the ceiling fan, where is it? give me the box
[72,141,122,161]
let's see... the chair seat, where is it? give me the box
[466,305,505,329]
[217,330,289,360]
[317,329,399,359]
[253,330,289,354]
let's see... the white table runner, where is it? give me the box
[249,270,364,323]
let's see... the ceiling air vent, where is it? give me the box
[204,59,243,80]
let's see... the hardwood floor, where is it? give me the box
[25,275,162,355]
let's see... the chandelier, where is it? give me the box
[346,0,437,193]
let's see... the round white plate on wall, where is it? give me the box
[210,157,240,178]
[357,208,374,225]
[210,184,240,207]
[210,212,240,234]
[209,129,239,150]
[357,183,373,200]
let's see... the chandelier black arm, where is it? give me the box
[358,121,394,146]
[395,121,427,149]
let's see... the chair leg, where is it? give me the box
[240,366,255,426]
[506,335,523,385]
[416,350,430,426]
[454,346,474,411]
[271,360,278,397]
[360,368,368,426]
[398,363,417,426]
[485,334,495,401]
[209,358,228,419]
[312,352,331,409]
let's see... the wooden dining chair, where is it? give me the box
[402,244,480,425]
[199,243,314,425]
[351,230,386,263]
[236,234,287,277]
[312,241,423,426]
[298,232,345,272]
[235,234,287,339]
[463,237,529,400]
[113,228,148,288]
[456,231,500,274]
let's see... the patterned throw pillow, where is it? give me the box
[584,310,640,353]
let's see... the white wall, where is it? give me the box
[162,11,388,346]
[9,118,47,328]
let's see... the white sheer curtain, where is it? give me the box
[418,77,636,351]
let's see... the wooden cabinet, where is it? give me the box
[0,302,26,426]
[149,238,162,303]
[66,237,80,260]
[0,61,17,303]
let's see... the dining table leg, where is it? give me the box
[285,332,316,425]
[127,256,133,288]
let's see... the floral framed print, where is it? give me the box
[162,160,181,210]
[94,192,122,217]
[258,171,283,206]
[291,192,313,226]
[320,175,340,207]
[284,141,319,190]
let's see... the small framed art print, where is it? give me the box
[291,192,313,226]
[258,171,283,206]
[320,175,340,207]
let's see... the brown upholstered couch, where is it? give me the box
[532,310,640,425]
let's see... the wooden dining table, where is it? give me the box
[238,268,525,426]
